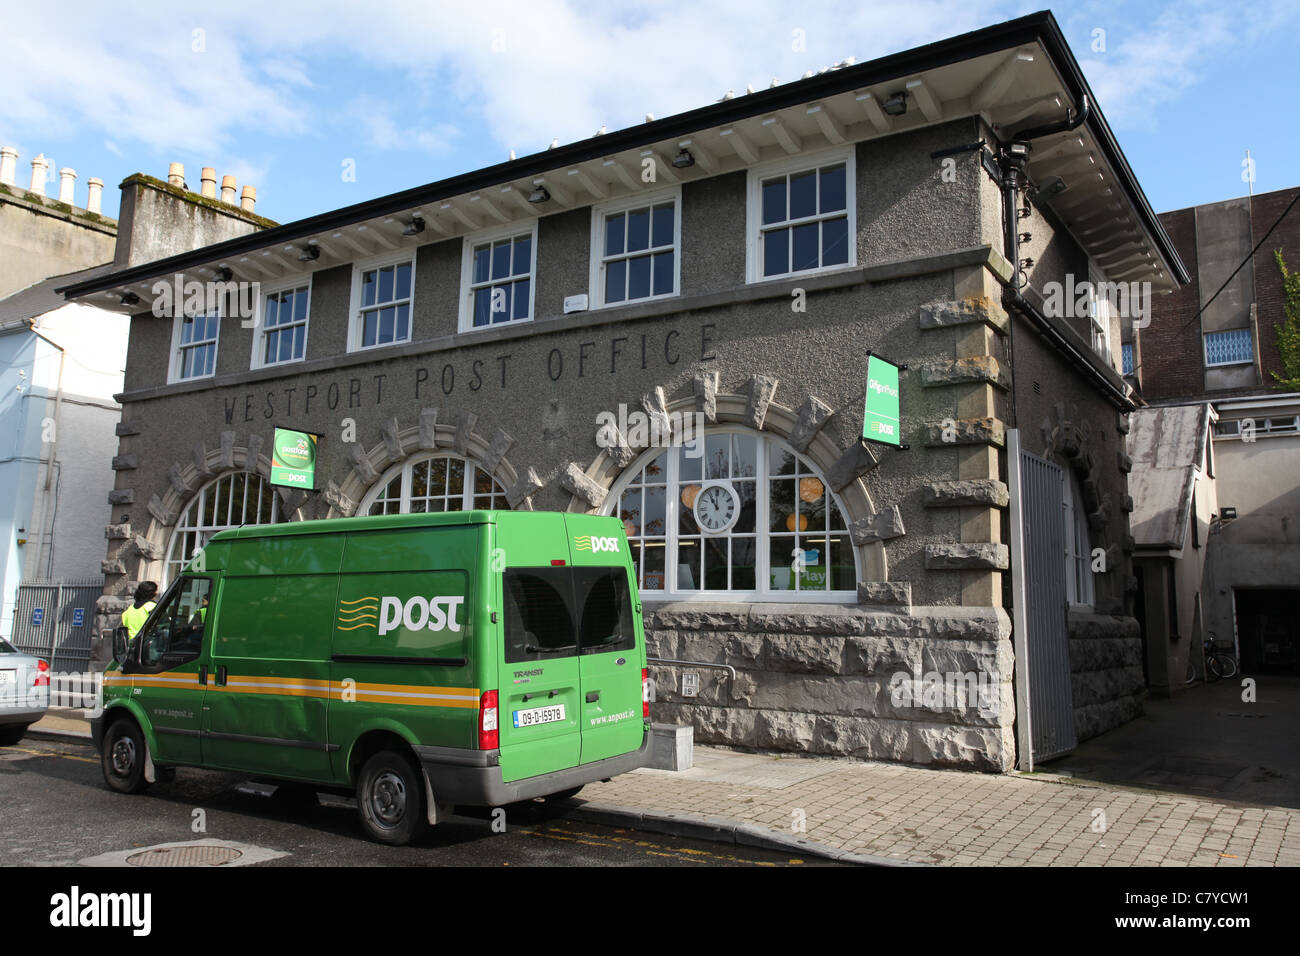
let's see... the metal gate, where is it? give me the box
[1007,430,1077,769]
[10,579,103,673]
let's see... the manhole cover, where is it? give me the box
[127,845,242,867]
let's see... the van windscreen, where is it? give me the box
[503,567,636,663]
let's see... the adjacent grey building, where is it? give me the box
[63,12,1186,771]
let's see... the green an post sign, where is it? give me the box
[270,427,320,490]
[862,354,904,448]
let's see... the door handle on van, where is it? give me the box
[198,665,207,685]
[586,691,600,703]
[216,665,228,686]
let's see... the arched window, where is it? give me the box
[165,472,281,583]
[359,454,510,515]
[606,429,857,601]
[1063,470,1095,606]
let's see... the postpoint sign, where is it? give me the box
[270,427,320,490]
[862,354,903,448]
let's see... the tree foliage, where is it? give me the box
[1272,249,1300,390]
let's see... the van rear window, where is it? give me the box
[503,567,636,663]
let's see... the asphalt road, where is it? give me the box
[0,736,831,867]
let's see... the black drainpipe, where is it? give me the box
[993,95,1134,413]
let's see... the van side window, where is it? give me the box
[503,569,576,663]
[575,569,636,655]
[138,576,213,671]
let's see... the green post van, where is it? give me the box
[93,510,652,845]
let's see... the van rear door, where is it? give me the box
[565,516,646,766]
[494,513,582,784]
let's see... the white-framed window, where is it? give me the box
[605,429,858,602]
[1204,328,1254,367]
[458,221,537,332]
[169,311,221,383]
[1121,342,1134,375]
[251,279,311,369]
[360,453,511,515]
[1063,470,1094,607]
[1086,264,1112,362]
[589,187,680,308]
[746,146,855,284]
[348,252,415,351]
[1214,415,1300,439]
[164,471,281,583]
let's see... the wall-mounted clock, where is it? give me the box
[693,481,739,534]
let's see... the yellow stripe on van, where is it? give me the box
[107,670,478,709]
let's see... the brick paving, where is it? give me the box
[583,747,1300,866]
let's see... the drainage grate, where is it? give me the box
[127,845,243,867]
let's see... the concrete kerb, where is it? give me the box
[566,801,921,866]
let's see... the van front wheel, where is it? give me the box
[357,751,427,846]
[102,719,149,794]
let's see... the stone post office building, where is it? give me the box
[64,12,1185,771]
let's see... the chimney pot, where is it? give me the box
[29,153,49,196]
[0,146,17,187]
[58,167,77,204]
[240,184,256,212]
[87,177,104,214]
[167,162,185,187]
[221,175,237,204]
[200,167,217,198]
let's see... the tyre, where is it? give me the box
[101,719,149,794]
[0,725,29,746]
[542,786,584,803]
[1207,654,1223,681]
[356,750,427,846]
[1217,654,1238,679]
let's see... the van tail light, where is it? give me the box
[34,659,50,687]
[642,668,650,718]
[479,690,499,750]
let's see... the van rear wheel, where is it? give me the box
[357,751,427,846]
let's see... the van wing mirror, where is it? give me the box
[112,626,131,664]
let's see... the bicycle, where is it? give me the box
[1185,634,1239,683]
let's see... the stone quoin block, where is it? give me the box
[111,454,138,471]
[743,374,779,430]
[107,488,135,506]
[693,371,718,423]
[1117,451,1133,473]
[825,441,880,491]
[788,396,832,453]
[132,534,163,561]
[922,479,1009,508]
[561,462,606,509]
[418,407,439,449]
[146,494,175,527]
[506,467,545,510]
[919,356,1010,389]
[105,523,131,540]
[101,558,127,575]
[924,543,1009,570]
[917,296,1009,333]
[323,481,354,517]
[244,433,264,472]
[114,420,141,437]
[856,581,912,607]
[452,412,478,457]
[849,505,906,545]
[922,417,1005,448]
[481,428,515,476]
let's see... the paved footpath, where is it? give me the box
[32,710,1299,866]
[582,748,1300,867]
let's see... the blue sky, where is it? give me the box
[1,0,1296,226]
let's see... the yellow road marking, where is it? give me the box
[8,745,97,764]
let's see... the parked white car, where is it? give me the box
[0,637,50,745]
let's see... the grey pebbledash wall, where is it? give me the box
[96,116,1145,771]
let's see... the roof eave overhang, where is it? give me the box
[59,9,1186,305]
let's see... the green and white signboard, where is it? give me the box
[270,427,320,490]
[862,354,903,448]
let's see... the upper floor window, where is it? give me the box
[1204,328,1254,367]
[253,282,310,368]
[170,312,220,383]
[460,222,536,332]
[747,147,854,283]
[349,253,413,351]
[590,189,680,307]
[1121,343,1134,375]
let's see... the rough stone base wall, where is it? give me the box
[1067,609,1145,742]
[645,603,1015,772]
